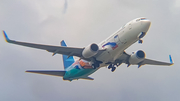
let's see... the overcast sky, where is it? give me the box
[0,0,180,101]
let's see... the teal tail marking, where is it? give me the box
[60,40,75,70]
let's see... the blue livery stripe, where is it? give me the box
[102,42,118,50]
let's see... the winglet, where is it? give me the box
[2,30,10,42]
[60,40,67,47]
[169,55,174,65]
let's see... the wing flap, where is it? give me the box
[26,70,66,77]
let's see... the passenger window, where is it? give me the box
[136,19,140,21]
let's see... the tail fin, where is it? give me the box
[60,40,75,70]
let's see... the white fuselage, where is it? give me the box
[97,18,151,67]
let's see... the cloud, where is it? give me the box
[174,0,180,8]
[63,0,68,14]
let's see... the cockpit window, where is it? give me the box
[141,18,147,20]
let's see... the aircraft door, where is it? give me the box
[114,35,120,44]
[119,23,132,44]
[128,23,132,30]
[119,30,127,44]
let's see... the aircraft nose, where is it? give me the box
[141,19,151,32]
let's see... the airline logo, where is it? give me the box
[72,60,93,69]
[102,42,118,50]
[79,60,93,69]
[72,61,82,69]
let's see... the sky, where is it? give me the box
[0,0,180,101]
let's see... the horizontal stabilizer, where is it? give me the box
[26,70,66,77]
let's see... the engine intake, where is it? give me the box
[136,50,145,58]
[129,50,145,64]
[82,43,99,58]
[90,44,98,51]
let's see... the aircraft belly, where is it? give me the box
[97,47,124,66]
[96,45,113,63]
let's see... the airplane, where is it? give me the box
[3,17,174,81]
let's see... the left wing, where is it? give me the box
[2,31,104,59]
[141,55,173,66]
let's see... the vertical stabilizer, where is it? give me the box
[60,40,75,70]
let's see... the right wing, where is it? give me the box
[3,31,104,59]
[3,31,83,57]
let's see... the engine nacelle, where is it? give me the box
[129,50,145,64]
[82,43,99,58]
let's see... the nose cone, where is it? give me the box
[141,19,151,32]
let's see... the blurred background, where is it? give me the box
[0,0,180,101]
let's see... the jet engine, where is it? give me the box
[82,43,99,58]
[129,50,145,64]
